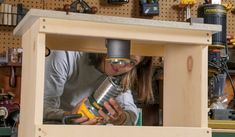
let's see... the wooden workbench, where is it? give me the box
[13,9,220,137]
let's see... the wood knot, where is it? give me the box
[187,56,193,72]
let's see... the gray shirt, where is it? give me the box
[43,50,138,125]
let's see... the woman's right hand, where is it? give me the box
[62,112,99,125]
[71,116,98,125]
[64,98,100,125]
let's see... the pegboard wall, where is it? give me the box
[0,0,235,53]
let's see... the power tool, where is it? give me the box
[140,0,160,16]
[62,76,123,124]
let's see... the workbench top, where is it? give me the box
[14,9,221,36]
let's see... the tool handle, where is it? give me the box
[62,114,82,124]
[9,66,16,88]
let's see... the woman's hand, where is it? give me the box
[98,98,127,125]
[71,116,99,125]
[62,112,99,125]
[63,98,100,125]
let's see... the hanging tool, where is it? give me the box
[222,2,235,15]
[9,48,19,88]
[179,0,197,20]
[140,0,159,16]
[64,0,98,14]
[223,3,235,11]
[108,0,129,4]
[9,66,16,88]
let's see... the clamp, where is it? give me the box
[64,0,98,14]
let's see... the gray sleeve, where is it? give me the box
[115,90,138,125]
[43,50,70,121]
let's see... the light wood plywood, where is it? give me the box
[13,9,219,137]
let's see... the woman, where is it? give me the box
[43,50,154,125]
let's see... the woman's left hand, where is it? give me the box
[98,98,127,125]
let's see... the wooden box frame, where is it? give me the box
[13,9,220,137]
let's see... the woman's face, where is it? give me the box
[103,55,142,76]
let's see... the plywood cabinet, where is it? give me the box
[13,9,220,137]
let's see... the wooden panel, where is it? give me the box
[36,125,211,137]
[163,45,208,127]
[40,18,212,45]
[18,19,45,137]
[46,35,165,56]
